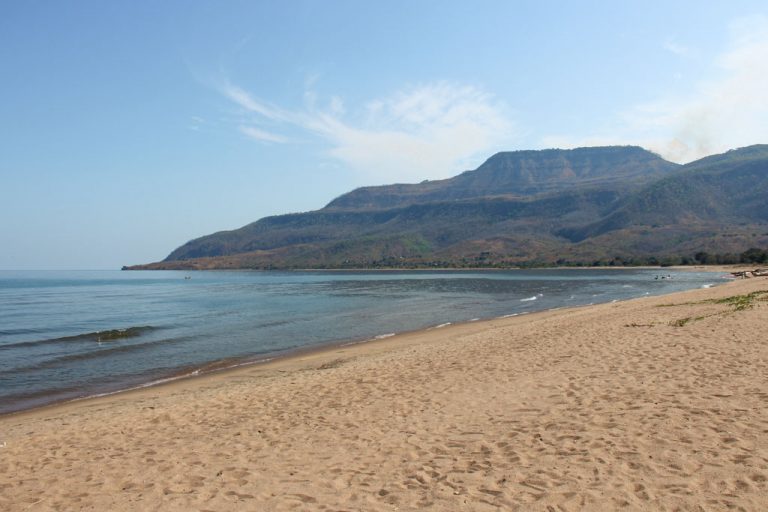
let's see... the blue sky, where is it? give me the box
[1,1,767,269]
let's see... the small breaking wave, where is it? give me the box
[520,293,543,302]
[2,335,189,377]
[0,326,158,351]
[342,332,396,347]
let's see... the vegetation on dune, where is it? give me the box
[657,290,768,328]
[708,290,768,311]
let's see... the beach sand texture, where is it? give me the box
[1,278,767,511]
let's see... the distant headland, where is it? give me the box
[124,145,768,271]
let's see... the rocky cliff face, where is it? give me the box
[325,146,678,210]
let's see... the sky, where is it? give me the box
[1,1,767,269]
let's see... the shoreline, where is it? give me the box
[0,291,616,420]
[2,277,766,510]
[121,263,759,272]
[1,270,728,418]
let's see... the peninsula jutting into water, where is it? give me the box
[126,145,768,271]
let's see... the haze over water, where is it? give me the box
[0,269,723,414]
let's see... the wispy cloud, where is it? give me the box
[239,125,288,143]
[220,82,292,122]
[543,16,768,163]
[219,80,515,182]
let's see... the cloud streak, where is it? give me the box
[219,81,515,182]
[543,16,768,163]
[221,82,291,122]
[239,125,288,144]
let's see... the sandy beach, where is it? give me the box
[1,276,767,511]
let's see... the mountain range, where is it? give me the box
[125,144,768,270]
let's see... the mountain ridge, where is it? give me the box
[125,144,768,270]
[325,145,677,210]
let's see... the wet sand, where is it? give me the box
[1,277,767,511]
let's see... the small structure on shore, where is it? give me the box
[731,268,768,279]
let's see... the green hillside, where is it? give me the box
[125,145,768,270]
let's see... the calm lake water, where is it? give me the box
[0,268,724,414]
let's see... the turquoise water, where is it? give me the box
[0,269,724,414]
